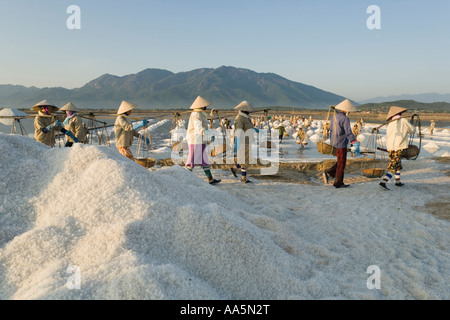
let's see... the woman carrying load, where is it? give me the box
[59,102,88,147]
[379,106,416,191]
[322,99,358,188]
[32,100,60,147]
[184,96,221,185]
[114,100,149,161]
[230,101,259,183]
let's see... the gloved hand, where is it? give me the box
[146,137,150,145]
[45,119,61,131]
[210,136,215,142]
[254,127,260,133]
[61,128,80,143]
[351,141,360,154]
[133,119,149,131]
[40,127,49,134]
[54,119,62,127]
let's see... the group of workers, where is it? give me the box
[32,100,87,148]
[29,96,420,190]
[321,99,417,190]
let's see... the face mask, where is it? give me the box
[42,107,49,114]
[66,111,74,117]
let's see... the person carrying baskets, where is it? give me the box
[114,100,149,161]
[322,99,358,188]
[184,96,221,185]
[378,106,416,191]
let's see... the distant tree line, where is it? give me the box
[357,100,450,113]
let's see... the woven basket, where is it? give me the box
[296,140,308,146]
[135,157,156,168]
[317,142,335,155]
[362,168,385,178]
[403,145,420,160]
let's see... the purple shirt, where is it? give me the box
[329,111,356,149]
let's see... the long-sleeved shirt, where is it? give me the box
[64,114,87,143]
[114,115,139,148]
[329,110,356,149]
[185,111,209,145]
[34,111,58,147]
[386,117,416,151]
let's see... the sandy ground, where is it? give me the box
[417,157,450,222]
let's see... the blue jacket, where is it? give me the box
[329,111,356,149]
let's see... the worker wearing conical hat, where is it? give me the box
[230,100,259,183]
[59,102,88,147]
[322,99,358,188]
[114,101,148,161]
[31,100,60,147]
[429,120,435,136]
[379,106,416,191]
[296,127,307,148]
[184,96,220,185]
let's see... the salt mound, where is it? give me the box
[0,108,29,126]
[0,133,306,300]
[423,142,440,151]
[308,134,320,141]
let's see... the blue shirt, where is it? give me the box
[329,111,356,149]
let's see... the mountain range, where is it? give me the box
[359,93,450,104]
[0,66,350,110]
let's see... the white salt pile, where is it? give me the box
[0,133,449,300]
[0,108,29,126]
[423,142,440,151]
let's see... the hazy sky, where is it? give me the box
[1,0,449,101]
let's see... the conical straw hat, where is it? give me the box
[189,96,211,110]
[386,106,407,121]
[31,99,59,112]
[234,100,255,112]
[335,99,356,113]
[117,101,137,115]
[59,102,79,112]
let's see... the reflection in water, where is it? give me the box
[296,148,305,159]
